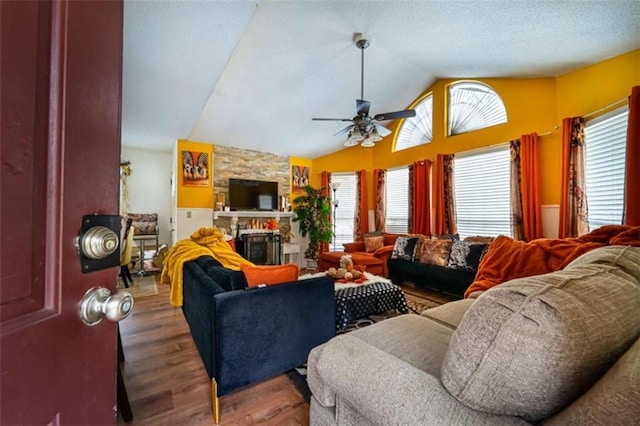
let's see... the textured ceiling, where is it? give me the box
[122,0,640,158]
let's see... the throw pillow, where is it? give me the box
[463,235,495,244]
[383,232,401,246]
[447,240,470,269]
[434,233,460,241]
[240,263,300,288]
[447,241,487,271]
[417,239,453,266]
[441,245,640,422]
[206,266,247,291]
[364,235,384,252]
[466,243,487,271]
[129,213,159,235]
[391,236,419,261]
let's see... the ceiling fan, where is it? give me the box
[312,33,416,147]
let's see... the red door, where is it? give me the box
[1,1,124,424]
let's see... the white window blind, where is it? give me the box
[454,146,511,238]
[585,107,628,229]
[395,93,433,151]
[385,167,409,234]
[331,173,357,250]
[447,81,507,136]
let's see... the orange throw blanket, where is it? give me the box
[464,225,640,298]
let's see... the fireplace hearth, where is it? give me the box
[236,232,280,265]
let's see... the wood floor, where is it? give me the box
[117,279,309,425]
[116,275,456,425]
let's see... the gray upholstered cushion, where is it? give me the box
[420,298,475,329]
[308,315,454,407]
[545,335,640,425]
[441,246,640,422]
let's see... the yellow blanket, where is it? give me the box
[161,227,254,306]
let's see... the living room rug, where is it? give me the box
[124,274,159,299]
[287,287,448,401]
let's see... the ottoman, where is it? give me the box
[318,251,385,277]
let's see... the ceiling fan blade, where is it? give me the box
[312,117,354,122]
[356,99,371,116]
[333,124,354,137]
[373,109,416,121]
[373,123,391,137]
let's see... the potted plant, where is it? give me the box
[292,185,333,261]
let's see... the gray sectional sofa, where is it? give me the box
[308,245,640,425]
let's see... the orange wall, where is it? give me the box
[176,139,214,208]
[312,49,640,207]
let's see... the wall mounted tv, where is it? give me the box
[228,178,278,211]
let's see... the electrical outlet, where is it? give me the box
[186,211,192,219]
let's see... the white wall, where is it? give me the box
[541,204,560,239]
[175,208,214,242]
[121,147,172,246]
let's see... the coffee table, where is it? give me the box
[334,274,408,332]
[301,272,408,332]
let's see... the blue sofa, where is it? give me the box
[181,256,335,423]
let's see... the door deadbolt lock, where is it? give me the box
[76,215,122,273]
[80,226,119,259]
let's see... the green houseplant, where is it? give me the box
[292,185,333,261]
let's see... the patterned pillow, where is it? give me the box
[417,239,453,266]
[391,236,419,261]
[466,243,488,271]
[412,235,430,260]
[463,235,495,244]
[448,241,487,271]
[434,233,460,241]
[364,235,384,252]
[448,240,470,269]
[129,213,159,235]
[365,231,383,237]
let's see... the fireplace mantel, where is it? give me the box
[213,211,294,220]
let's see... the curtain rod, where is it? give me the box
[538,125,560,137]
[583,97,628,119]
[537,96,628,136]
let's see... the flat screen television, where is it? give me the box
[228,178,278,211]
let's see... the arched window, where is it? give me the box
[447,81,507,136]
[393,93,433,152]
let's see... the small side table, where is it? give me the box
[281,242,301,266]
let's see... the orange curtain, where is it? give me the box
[372,169,386,231]
[409,160,431,235]
[624,86,640,225]
[434,154,457,235]
[520,133,543,240]
[354,170,369,241]
[319,171,330,255]
[559,117,589,238]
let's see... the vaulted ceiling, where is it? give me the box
[121,0,640,158]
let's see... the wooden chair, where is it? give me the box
[120,224,135,288]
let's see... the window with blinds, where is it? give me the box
[394,93,433,152]
[447,81,507,136]
[454,146,511,238]
[584,107,628,229]
[385,167,409,234]
[331,173,357,249]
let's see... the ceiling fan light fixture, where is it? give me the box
[368,127,383,142]
[344,130,361,146]
[360,139,376,148]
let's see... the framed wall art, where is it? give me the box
[182,151,209,187]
